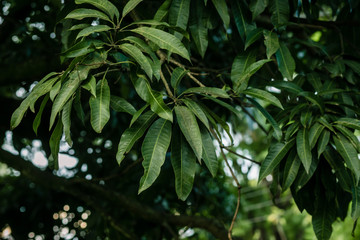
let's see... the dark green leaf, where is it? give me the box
[282,150,301,191]
[33,94,50,135]
[122,0,143,18]
[170,67,188,90]
[296,128,312,173]
[62,97,73,147]
[351,184,360,220]
[317,130,330,158]
[169,0,190,39]
[298,91,324,114]
[249,0,268,20]
[309,123,324,149]
[110,95,136,115]
[65,8,112,22]
[269,0,289,27]
[230,0,255,41]
[76,25,112,39]
[154,0,172,21]
[183,99,210,130]
[130,104,149,127]
[211,0,230,28]
[334,118,360,131]
[242,88,283,109]
[75,0,120,20]
[269,81,303,94]
[182,87,229,98]
[200,125,218,177]
[49,118,63,170]
[245,28,263,50]
[82,75,96,97]
[334,125,360,152]
[89,78,110,133]
[275,42,295,80]
[263,30,279,59]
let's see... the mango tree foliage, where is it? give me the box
[8,0,360,239]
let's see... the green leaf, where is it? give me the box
[175,106,203,161]
[334,118,360,131]
[33,94,49,135]
[211,0,230,28]
[317,117,335,133]
[154,0,172,21]
[351,184,360,220]
[333,134,360,182]
[183,99,210,130]
[234,59,272,91]
[62,97,73,147]
[200,126,218,177]
[182,87,229,98]
[309,123,324,149]
[11,76,59,130]
[230,0,255,41]
[76,25,112,39]
[263,30,279,59]
[169,0,190,39]
[119,43,153,79]
[285,122,299,141]
[275,42,295,80]
[269,81,303,94]
[139,118,172,193]
[312,199,335,240]
[201,94,241,118]
[89,78,111,133]
[69,24,91,31]
[82,75,97,97]
[75,0,120,20]
[293,156,319,192]
[249,0,268,20]
[189,24,208,58]
[298,91,324,114]
[122,0,143,18]
[116,111,156,165]
[248,98,282,141]
[317,129,330,158]
[242,88,283,109]
[171,126,196,200]
[65,8,112,22]
[49,118,63,170]
[245,28,263,50]
[130,104,149,127]
[296,128,312,173]
[269,0,289,27]
[110,95,136,115]
[231,51,256,85]
[61,39,105,58]
[131,27,190,61]
[334,125,360,152]
[282,150,301,191]
[49,81,61,102]
[258,138,295,182]
[170,67,188,90]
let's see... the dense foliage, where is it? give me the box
[2,0,360,239]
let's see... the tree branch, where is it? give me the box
[0,149,242,240]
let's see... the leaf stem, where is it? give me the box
[160,70,175,99]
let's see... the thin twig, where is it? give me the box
[160,70,175,99]
[224,147,261,165]
[238,103,269,135]
[210,128,241,240]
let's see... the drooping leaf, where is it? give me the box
[131,27,190,60]
[82,75,97,97]
[230,0,255,41]
[50,81,61,101]
[110,95,136,115]
[211,0,230,28]
[61,39,105,58]
[334,125,360,152]
[351,184,360,220]
[312,197,335,240]
[248,98,282,141]
[89,78,111,133]
[139,118,172,193]
[154,0,172,21]
[73,90,86,125]
[169,0,190,39]
[116,111,156,164]
[269,0,289,27]
[298,91,324,114]
[33,94,50,135]
[65,8,112,22]
[69,24,91,31]
[130,104,149,127]
[122,0,143,18]
[171,126,196,200]
[170,67,188,90]
[201,94,242,118]
[275,42,295,80]
[269,81,303,94]
[249,0,268,20]
[62,97,73,147]
[245,28,263,50]
[285,122,299,141]
[75,0,120,20]
[183,99,210,130]
[317,129,330,158]
[309,123,324,149]
[76,25,112,39]
[296,128,312,173]
[317,117,335,133]
[334,118,360,130]
[182,87,229,98]
[175,106,203,161]
[258,138,295,182]
[231,51,256,85]
[263,30,279,59]
[282,150,301,191]
[49,118,63,170]
[189,24,208,58]
[200,125,218,177]
[333,134,360,182]
[242,88,283,109]
[119,43,153,79]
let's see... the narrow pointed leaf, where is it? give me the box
[258,138,295,182]
[122,0,143,18]
[333,134,360,182]
[312,199,335,240]
[296,128,312,173]
[249,0,268,20]
[276,42,295,80]
[33,94,49,135]
[154,0,172,21]
[298,91,324,114]
[230,0,254,41]
[317,130,330,158]
[175,106,202,160]
[211,0,230,28]
[82,75,97,97]
[182,87,229,98]
[75,0,120,20]
[189,24,208,58]
[139,118,172,193]
[264,30,279,59]
[110,95,136,115]
[269,0,289,27]
[131,27,190,61]
[119,43,153,79]
[65,8,112,22]
[334,125,360,152]
[170,67,188,90]
[245,28,263,50]
[169,0,190,30]
[62,97,73,147]
[351,184,360,220]
[171,126,196,200]
[116,111,156,165]
[148,90,173,122]
[334,118,360,130]
[282,150,301,191]
[309,123,324,149]
[130,104,149,127]
[242,88,283,109]
[89,79,110,133]
[269,81,303,94]
[231,51,256,85]
[50,81,61,101]
[76,25,112,39]
[293,156,320,192]
[49,119,63,170]
[183,99,210,130]
[200,126,218,177]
